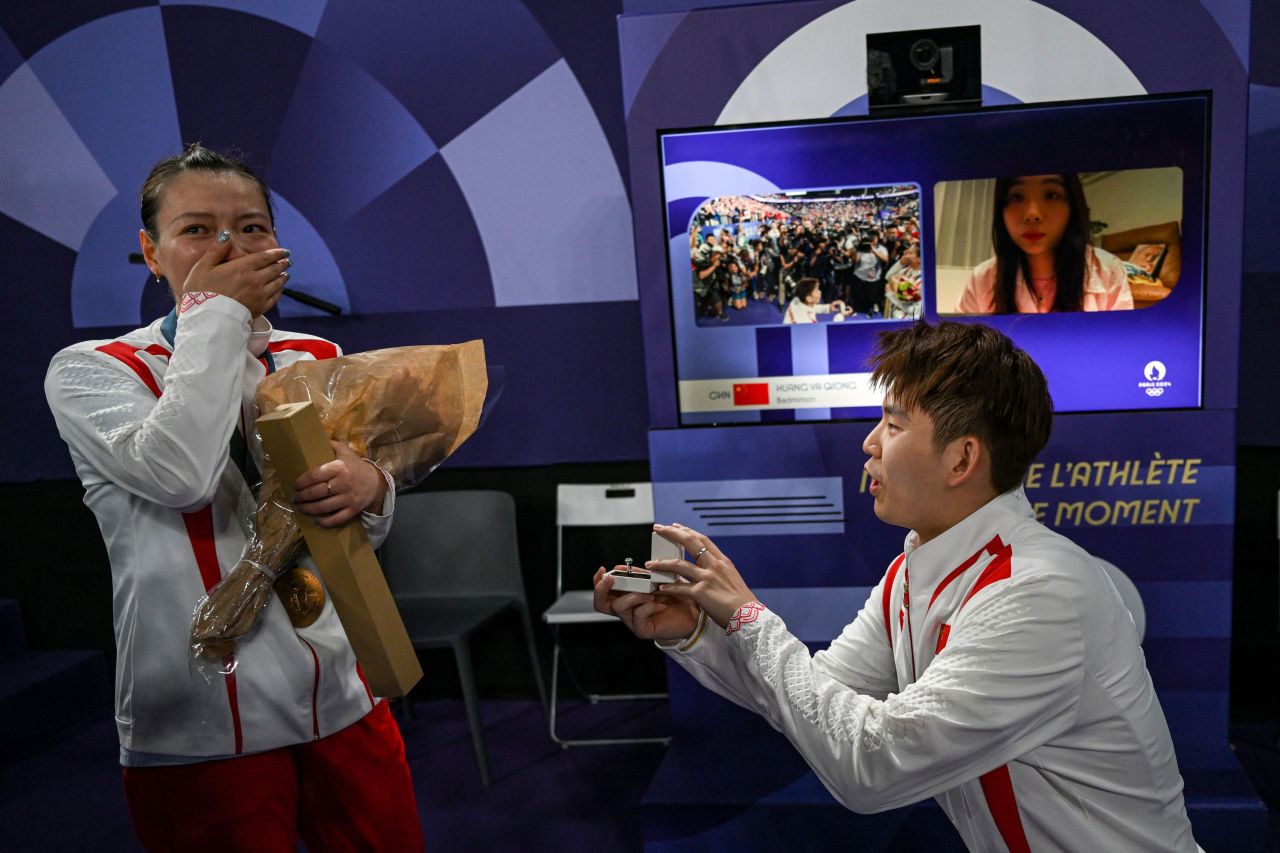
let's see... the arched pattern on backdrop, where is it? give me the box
[715,0,1143,122]
[0,0,636,328]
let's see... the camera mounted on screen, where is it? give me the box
[867,25,982,115]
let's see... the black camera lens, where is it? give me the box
[910,38,939,70]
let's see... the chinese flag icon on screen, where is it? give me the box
[733,382,769,406]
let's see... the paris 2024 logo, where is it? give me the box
[1139,360,1171,397]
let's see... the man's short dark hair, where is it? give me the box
[869,322,1053,493]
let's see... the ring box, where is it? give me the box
[607,569,675,594]
[607,533,682,593]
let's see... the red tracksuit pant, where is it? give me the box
[123,701,423,852]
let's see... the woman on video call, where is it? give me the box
[956,174,1133,314]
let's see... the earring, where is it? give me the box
[152,270,162,284]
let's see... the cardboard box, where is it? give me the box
[258,401,423,698]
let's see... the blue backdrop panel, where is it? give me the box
[162,0,328,37]
[73,194,159,328]
[269,193,351,318]
[0,25,21,82]
[1239,44,1280,443]
[26,7,179,191]
[626,2,1256,845]
[320,154,496,314]
[439,58,638,306]
[19,7,186,328]
[0,1,656,480]
[161,6,311,163]
[0,211,81,483]
[311,0,560,147]
[0,65,117,255]
[645,408,1252,845]
[0,1,150,59]
[522,0,631,178]
[266,38,438,234]
[279,299,650,469]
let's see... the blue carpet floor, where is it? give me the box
[0,698,669,852]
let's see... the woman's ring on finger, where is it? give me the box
[693,546,709,562]
[325,480,333,497]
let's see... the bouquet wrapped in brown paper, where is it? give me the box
[189,340,487,667]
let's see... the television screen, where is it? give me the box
[658,92,1208,425]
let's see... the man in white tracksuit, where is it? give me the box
[595,321,1198,852]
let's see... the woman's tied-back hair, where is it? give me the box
[140,143,273,239]
[869,322,1053,493]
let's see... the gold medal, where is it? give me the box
[274,567,325,629]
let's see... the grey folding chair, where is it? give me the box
[380,490,547,786]
[542,482,670,747]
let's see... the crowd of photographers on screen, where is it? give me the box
[689,195,923,324]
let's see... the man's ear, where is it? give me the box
[944,435,986,488]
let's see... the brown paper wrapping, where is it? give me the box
[189,341,487,675]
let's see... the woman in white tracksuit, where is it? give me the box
[45,145,423,851]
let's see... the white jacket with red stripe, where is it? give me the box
[45,296,393,763]
[665,488,1198,852]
